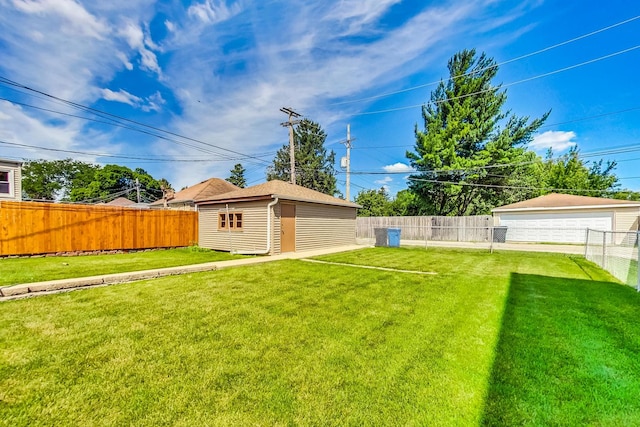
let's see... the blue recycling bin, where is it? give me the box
[388,228,401,247]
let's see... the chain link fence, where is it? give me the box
[585,229,640,290]
[357,219,639,289]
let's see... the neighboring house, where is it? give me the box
[149,178,239,210]
[492,193,640,243]
[196,180,360,254]
[0,158,22,201]
[104,197,150,209]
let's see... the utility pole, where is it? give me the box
[280,107,301,184]
[341,124,354,201]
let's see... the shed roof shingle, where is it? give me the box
[493,193,640,211]
[106,197,136,206]
[197,180,360,208]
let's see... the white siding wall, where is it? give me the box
[198,201,273,253]
[294,203,356,251]
[614,208,640,232]
[0,161,21,201]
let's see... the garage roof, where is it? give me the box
[493,193,640,212]
[196,179,360,208]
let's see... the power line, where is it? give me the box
[345,105,640,152]
[0,76,272,165]
[0,139,276,163]
[328,14,640,106]
[406,176,618,194]
[349,45,640,116]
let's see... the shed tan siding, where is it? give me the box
[0,161,21,201]
[613,207,640,233]
[293,202,356,252]
[198,201,273,253]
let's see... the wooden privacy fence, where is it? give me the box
[0,201,198,256]
[357,215,493,242]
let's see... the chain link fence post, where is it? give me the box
[637,231,640,292]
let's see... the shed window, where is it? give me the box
[0,171,10,194]
[219,212,243,231]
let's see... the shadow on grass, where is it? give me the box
[482,272,640,426]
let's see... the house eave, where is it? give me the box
[492,204,640,213]
[196,195,273,206]
[272,194,361,208]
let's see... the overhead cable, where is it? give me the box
[329,14,640,106]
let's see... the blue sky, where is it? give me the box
[1,0,639,201]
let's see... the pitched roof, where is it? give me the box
[0,158,22,166]
[150,178,239,206]
[493,193,640,212]
[106,197,136,206]
[197,180,360,208]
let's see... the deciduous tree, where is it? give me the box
[22,159,98,201]
[541,147,618,197]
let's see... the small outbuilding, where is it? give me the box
[492,193,640,243]
[196,180,360,254]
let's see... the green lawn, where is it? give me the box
[1,247,639,426]
[0,247,247,286]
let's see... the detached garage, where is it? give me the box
[196,180,360,255]
[492,193,640,243]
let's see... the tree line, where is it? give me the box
[20,49,634,211]
[356,49,634,216]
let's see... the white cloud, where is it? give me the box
[530,131,577,153]
[0,0,547,191]
[158,1,485,188]
[0,100,119,163]
[117,21,162,76]
[101,88,165,112]
[141,91,166,112]
[188,0,241,24]
[383,163,414,173]
[374,176,393,185]
[12,0,109,39]
[324,0,403,34]
[116,51,134,70]
[101,88,142,106]
[2,1,120,102]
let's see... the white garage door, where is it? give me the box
[499,212,612,243]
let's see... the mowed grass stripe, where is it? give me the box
[1,247,639,426]
[0,247,247,286]
[301,258,437,274]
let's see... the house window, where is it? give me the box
[218,212,243,231]
[0,171,10,195]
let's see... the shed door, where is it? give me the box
[281,204,296,252]
[499,212,612,243]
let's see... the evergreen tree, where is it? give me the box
[267,119,338,195]
[226,163,246,188]
[407,49,549,215]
